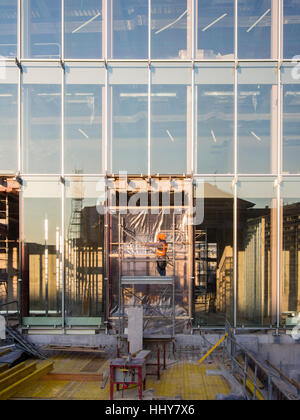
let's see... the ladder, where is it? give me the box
[66,197,83,313]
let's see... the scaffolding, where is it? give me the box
[194,229,209,313]
[0,179,19,320]
[0,189,9,310]
[66,196,83,313]
[118,214,177,337]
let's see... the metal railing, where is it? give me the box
[0,300,20,325]
[223,321,297,401]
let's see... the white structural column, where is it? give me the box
[102,0,108,174]
[277,0,284,330]
[186,0,193,174]
[233,0,238,329]
[17,0,22,173]
[148,0,151,176]
[270,0,279,325]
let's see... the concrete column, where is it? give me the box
[0,315,6,340]
[127,307,143,354]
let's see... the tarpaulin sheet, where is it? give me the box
[109,210,191,334]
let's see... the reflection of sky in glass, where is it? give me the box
[65,84,102,174]
[112,85,148,173]
[197,85,234,174]
[1,0,299,61]
[65,0,102,59]
[23,84,61,174]
[284,0,300,59]
[151,85,187,174]
[283,84,300,174]
[23,0,62,58]
[198,0,234,59]
[151,0,187,59]
[238,0,271,59]
[113,0,148,59]
[0,84,18,172]
[0,0,17,57]
[238,84,272,174]
[237,180,276,209]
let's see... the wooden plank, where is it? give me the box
[42,372,103,382]
[0,362,37,391]
[0,362,26,381]
[0,361,53,401]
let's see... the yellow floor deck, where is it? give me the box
[10,354,230,400]
[147,362,230,400]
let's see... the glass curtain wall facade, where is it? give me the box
[0,0,300,329]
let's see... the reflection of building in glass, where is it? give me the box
[0,1,300,333]
[65,203,104,317]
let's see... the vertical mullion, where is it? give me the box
[61,5,65,178]
[233,0,238,330]
[277,0,282,331]
[61,0,65,328]
[234,0,238,176]
[191,63,195,175]
[62,0,65,61]
[61,179,65,329]
[277,179,281,331]
[233,181,237,330]
[191,0,195,175]
[148,0,151,177]
[194,0,198,175]
[103,0,108,174]
[18,0,22,174]
[17,0,21,60]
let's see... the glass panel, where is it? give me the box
[65,65,104,174]
[112,0,148,59]
[284,0,300,59]
[151,0,189,59]
[109,64,148,174]
[197,0,234,60]
[238,0,273,59]
[194,178,234,327]
[238,64,277,174]
[65,177,104,317]
[0,0,17,57]
[22,177,62,317]
[282,65,300,174]
[237,178,277,327]
[65,0,102,59]
[23,0,62,59]
[196,64,234,174]
[151,65,191,174]
[281,178,300,326]
[0,66,18,174]
[23,65,61,174]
